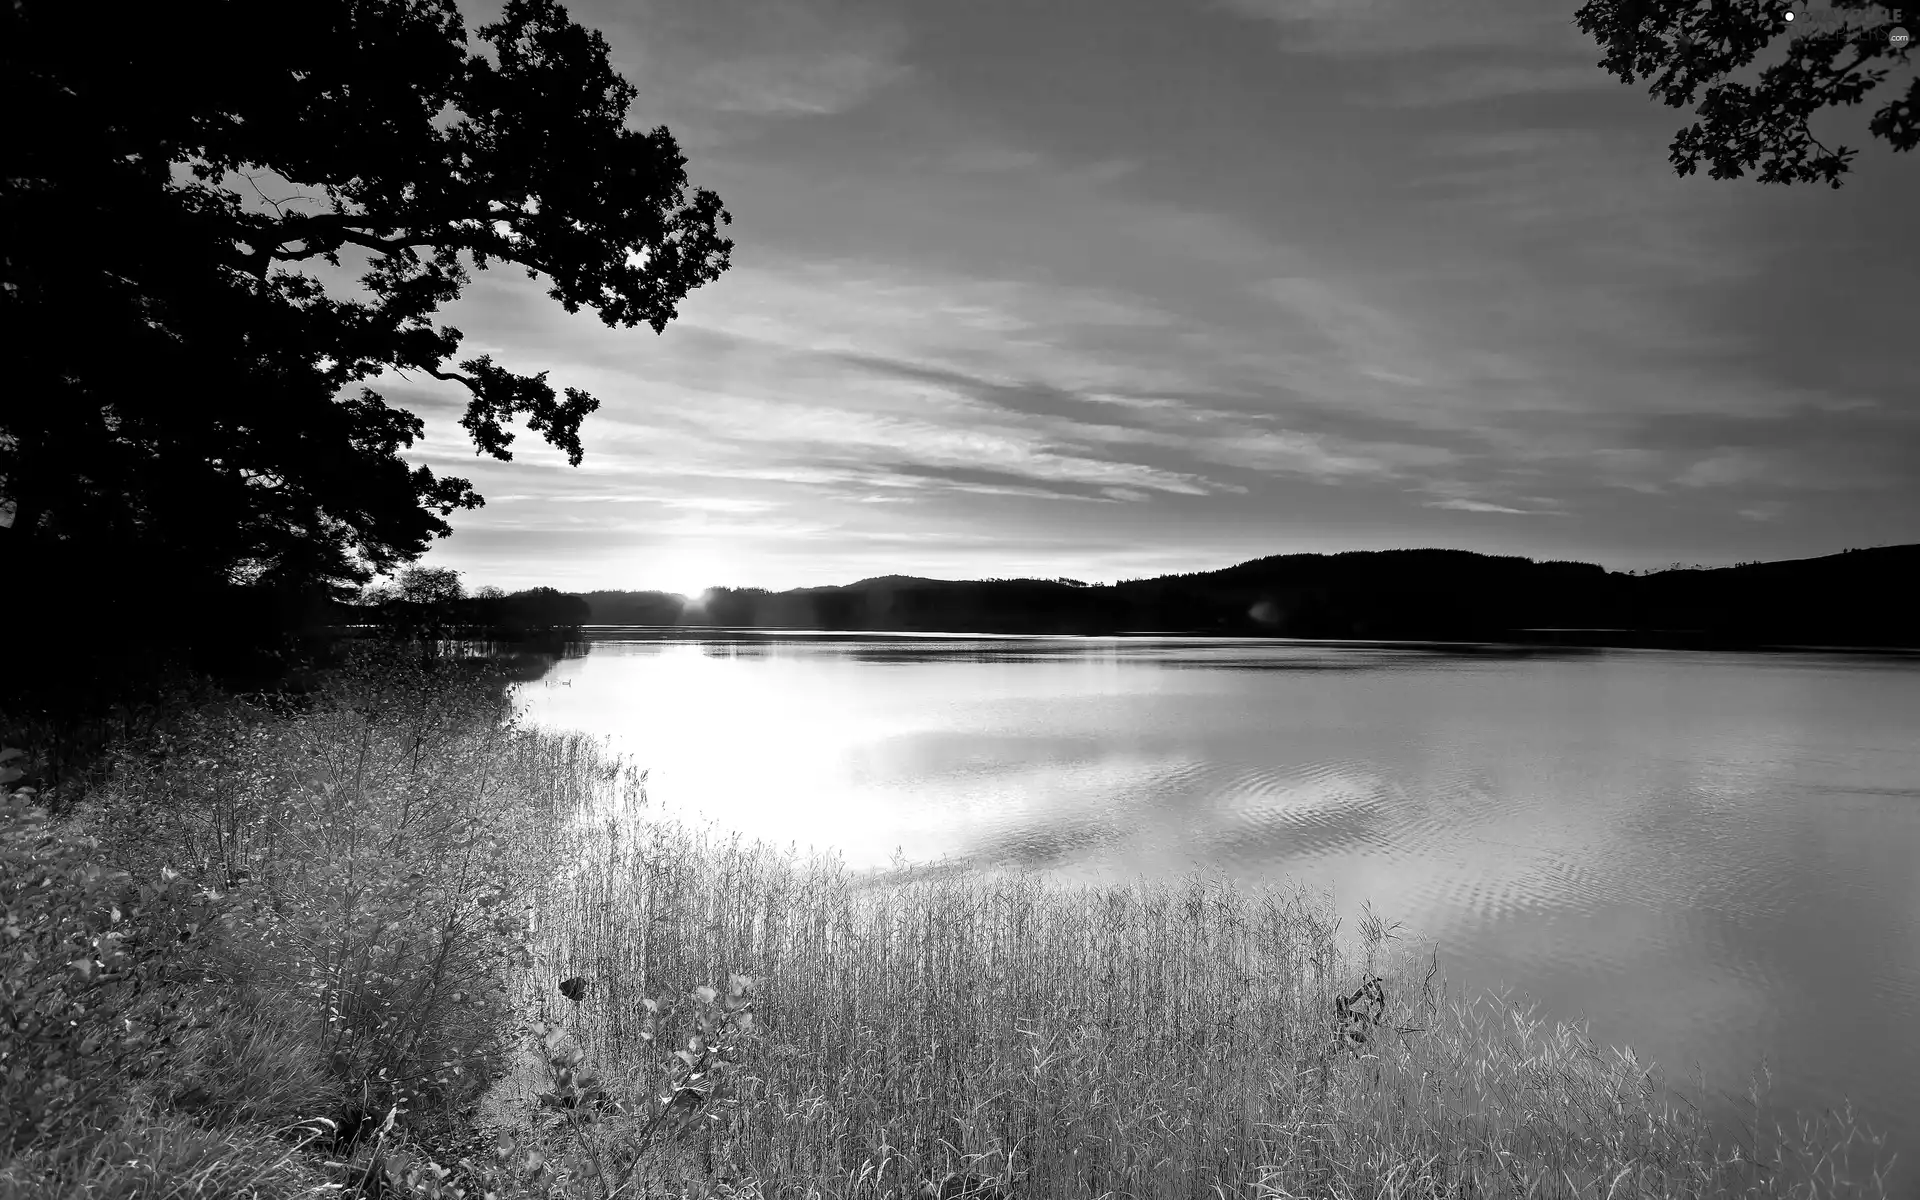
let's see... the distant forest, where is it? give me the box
[341,576,592,640]
[366,544,1919,649]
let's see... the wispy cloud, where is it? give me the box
[1215,0,1587,57]
[390,0,1918,590]
[1196,431,1455,481]
[572,0,909,145]
[1374,63,1613,106]
[1427,498,1561,516]
[1678,449,1771,490]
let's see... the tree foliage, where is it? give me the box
[1575,0,1917,186]
[1,0,731,604]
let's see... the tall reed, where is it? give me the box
[514,759,1896,1199]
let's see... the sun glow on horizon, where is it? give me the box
[637,545,741,601]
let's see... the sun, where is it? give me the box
[644,547,734,600]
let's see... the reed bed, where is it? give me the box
[509,751,1897,1200]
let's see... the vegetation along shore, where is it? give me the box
[1,643,1898,1198]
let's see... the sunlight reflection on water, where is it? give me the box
[516,632,1920,1161]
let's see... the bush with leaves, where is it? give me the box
[208,763,528,1120]
[286,976,764,1200]
[0,783,235,1155]
[81,655,528,1109]
[412,975,762,1199]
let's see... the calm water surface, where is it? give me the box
[517,631,1920,1159]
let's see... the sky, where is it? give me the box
[387,0,1918,595]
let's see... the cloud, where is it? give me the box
[1215,0,1588,56]
[567,0,910,145]
[1427,498,1558,515]
[934,142,1046,174]
[690,46,907,116]
[1670,439,1909,493]
[1247,276,1445,391]
[680,394,1229,497]
[1678,449,1769,489]
[659,497,784,513]
[1374,63,1613,106]
[384,7,1920,596]
[1197,431,1454,480]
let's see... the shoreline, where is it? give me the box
[12,646,1901,1198]
[558,624,1920,655]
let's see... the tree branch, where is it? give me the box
[423,365,476,390]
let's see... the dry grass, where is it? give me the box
[511,759,1898,1199]
[0,1109,335,1200]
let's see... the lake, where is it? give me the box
[516,630,1920,1162]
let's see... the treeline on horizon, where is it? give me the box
[342,574,592,636]
[495,544,1918,648]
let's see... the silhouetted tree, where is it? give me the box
[1575,0,1916,186]
[504,586,591,627]
[2,0,731,618]
[391,567,467,607]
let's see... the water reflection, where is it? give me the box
[516,632,1920,1162]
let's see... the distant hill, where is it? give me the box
[836,575,954,590]
[577,545,1920,648]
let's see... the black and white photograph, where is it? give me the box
[4,0,1917,1195]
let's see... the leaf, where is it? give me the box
[692,984,717,1005]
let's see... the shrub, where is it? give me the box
[0,789,236,1156]
[3,652,639,1195]
[520,973,762,1196]
[84,650,594,1136]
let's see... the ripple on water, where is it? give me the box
[1196,761,1405,865]
[1417,844,1626,937]
[971,811,1125,869]
[1144,757,1218,799]
[960,754,1231,869]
